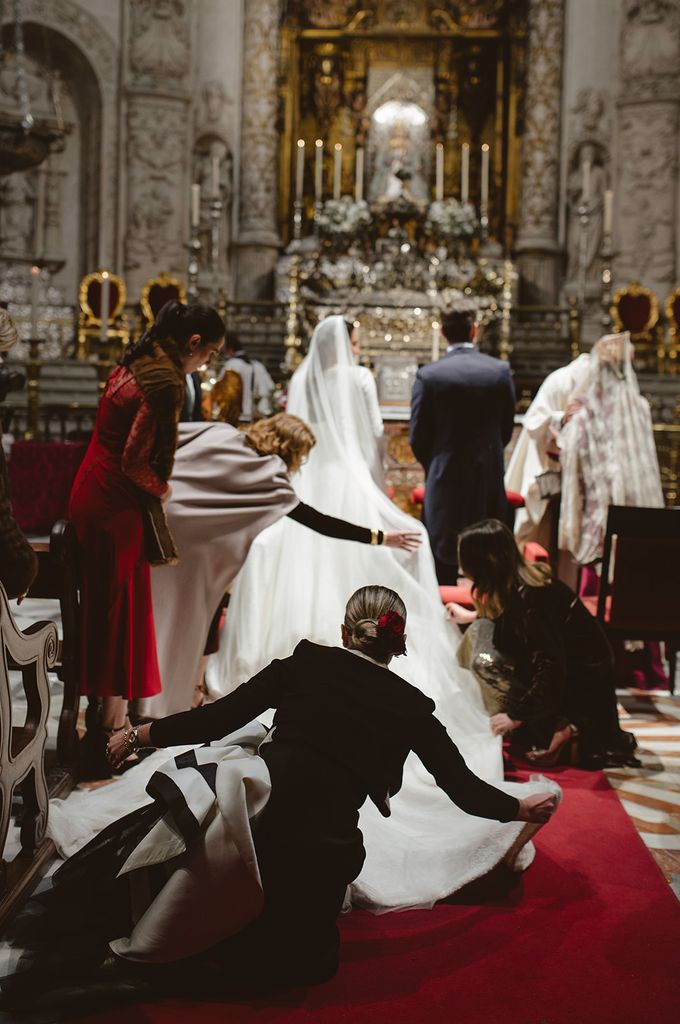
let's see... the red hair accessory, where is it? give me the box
[377,611,407,655]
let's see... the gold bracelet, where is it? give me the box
[370,529,379,545]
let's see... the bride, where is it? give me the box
[207,315,554,911]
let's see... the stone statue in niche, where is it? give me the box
[369,101,430,202]
[0,173,36,255]
[201,80,229,127]
[130,0,190,81]
[565,89,609,285]
[622,0,680,77]
[125,185,175,269]
[193,140,233,273]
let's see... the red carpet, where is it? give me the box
[80,770,680,1024]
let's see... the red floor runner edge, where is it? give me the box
[80,769,680,1024]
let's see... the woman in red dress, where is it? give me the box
[70,300,225,777]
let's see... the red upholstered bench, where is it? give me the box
[439,582,474,609]
[410,485,526,513]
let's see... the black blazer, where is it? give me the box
[179,372,204,423]
[151,640,518,823]
[409,345,516,564]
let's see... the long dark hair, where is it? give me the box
[123,300,225,366]
[458,519,551,618]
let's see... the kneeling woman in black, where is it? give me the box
[2,587,557,1009]
[455,519,639,769]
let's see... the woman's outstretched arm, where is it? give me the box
[287,501,420,551]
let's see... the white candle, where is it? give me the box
[211,154,221,199]
[461,143,470,204]
[333,143,342,200]
[295,139,305,202]
[435,143,444,202]
[582,159,591,204]
[481,143,490,207]
[30,265,40,337]
[314,139,323,204]
[191,183,201,229]
[355,146,364,203]
[100,271,110,343]
[431,320,440,363]
[34,169,46,258]
[603,189,614,235]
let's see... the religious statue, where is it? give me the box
[370,119,429,202]
[566,142,606,284]
[0,173,36,254]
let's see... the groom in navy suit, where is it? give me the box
[409,311,516,584]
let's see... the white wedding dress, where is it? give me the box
[205,315,555,911]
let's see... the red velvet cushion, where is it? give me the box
[506,489,525,509]
[439,583,474,608]
[618,292,652,334]
[9,441,88,533]
[411,486,425,505]
[523,541,549,563]
[87,279,122,320]
[149,282,182,319]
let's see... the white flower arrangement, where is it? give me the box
[317,197,372,238]
[425,199,478,244]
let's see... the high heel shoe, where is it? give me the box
[524,724,579,768]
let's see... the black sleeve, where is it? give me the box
[149,656,291,747]
[409,373,432,467]
[287,501,372,544]
[412,715,520,822]
[503,597,566,724]
[501,366,516,447]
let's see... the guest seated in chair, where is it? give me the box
[452,519,639,769]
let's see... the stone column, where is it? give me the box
[515,0,566,305]
[234,0,282,300]
[614,0,680,299]
[122,0,194,297]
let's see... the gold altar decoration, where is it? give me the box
[664,288,680,366]
[140,274,187,325]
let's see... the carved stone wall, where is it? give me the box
[515,0,565,305]
[234,0,282,300]
[615,0,680,299]
[122,0,194,296]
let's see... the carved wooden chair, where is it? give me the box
[140,273,187,326]
[610,281,661,368]
[77,269,129,362]
[0,582,58,921]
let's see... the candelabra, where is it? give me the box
[479,202,489,246]
[186,230,202,302]
[292,199,304,242]
[599,230,614,334]
[499,258,514,362]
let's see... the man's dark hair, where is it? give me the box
[440,310,473,345]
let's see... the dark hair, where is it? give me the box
[123,300,225,366]
[441,310,473,345]
[458,519,551,619]
[224,330,244,353]
[344,319,355,340]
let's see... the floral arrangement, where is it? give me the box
[317,197,372,239]
[425,198,478,245]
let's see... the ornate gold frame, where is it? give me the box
[140,274,187,324]
[665,287,680,334]
[78,270,127,324]
[610,281,659,340]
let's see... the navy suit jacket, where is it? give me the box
[409,345,515,565]
[180,371,204,423]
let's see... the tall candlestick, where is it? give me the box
[211,154,221,199]
[314,139,323,203]
[435,143,444,201]
[333,143,342,200]
[355,146,364,203]
[603,188,614,236]
[191,183,201,229]
[481,143,490,207]
[582,159,591,204]
[461,143,470,204]
[431,320,440,363]
[295,139,305,203]
[30,265,40,337]
[100,271,110,343]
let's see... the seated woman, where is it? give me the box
[2,586,557,1007]
[452,519,639,769]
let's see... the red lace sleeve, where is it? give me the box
[121,398,169,497]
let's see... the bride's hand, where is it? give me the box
[384,531,421,552]
[516,792,558,824]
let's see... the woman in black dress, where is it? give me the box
[455,519,639,768]
[2,587,556,1010]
